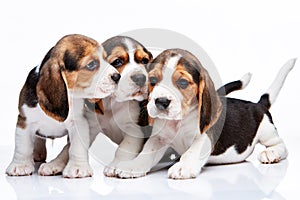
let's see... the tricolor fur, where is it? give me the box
[6,34,120,178]
[87,36,153,177]
[113,49,294,179]
[43,36,153,177]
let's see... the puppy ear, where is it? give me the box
[85,99,105,115]
[198,69,222,133]
[37,58,69,122]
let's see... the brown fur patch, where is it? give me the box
[148,66,163,93]
[62,45,101,91]
[106,46,129,74]
[37,59,68,122]
[198,70,222,133]
[134,45,152,64]
[173,64,198,115]
[33,137,47,162]
[16,114,26,129]
[87,98,104,114]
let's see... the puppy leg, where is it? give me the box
[104,134,144,177]
[168,133,211,179]
[63,115,93,178]
[6,127,35,176]
[114,135,169,178]
[38,143,69,176]
[258,118,288,163]
[33,137,47,162]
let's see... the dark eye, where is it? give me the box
[86,60,98,71]
[141,58,149,65]
[149,77,158,86]
[176,78,189,89]
[111,58,123,68]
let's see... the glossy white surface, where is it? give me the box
[1,0,299,199]
[1,135,299,199]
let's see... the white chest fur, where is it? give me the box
[22,104,68,138]
[93,97,142,144]
[152,108,199,155]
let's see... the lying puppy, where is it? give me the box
[114,49,295,179]
[6,34,120,178]
[38,36,153,177]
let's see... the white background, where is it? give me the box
[0,0,299,199]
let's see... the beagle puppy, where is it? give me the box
[6,34,120,178]
[113,49,295,179]
[86,36,153,177]
[37,36,153,177]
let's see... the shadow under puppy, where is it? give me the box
[114,49,295,179]
[6,34,120,178]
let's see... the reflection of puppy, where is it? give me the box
[6,34,120,178]
[114,49,294,179]
[167,161,288,198]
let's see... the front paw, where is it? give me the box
[114,162,148,179]
[168,161,201,179]
[103,165,117,177]
[63,161,93,178]
[6,160,35,176]
[38,159,66,176]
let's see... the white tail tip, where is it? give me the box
[283,58,297,71]
[266,58,297,105]
[241,72,252,89]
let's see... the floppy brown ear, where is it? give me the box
[37,58,69,122]
[198,69,222,133]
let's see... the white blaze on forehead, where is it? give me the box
[148,55,184,120]
[159,55,183,100]
[113,38,148,102]
[124,38,136,60]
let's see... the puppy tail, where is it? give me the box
[258,58,297,109]
[217,73,252,96]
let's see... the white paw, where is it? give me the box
[6,160,35,176]
[114,162,148,179]
[38,160,66,176]
[103,165,117,177]
[103,160,119,177]
[62,161,93,178]
[259,149,281,164]
[168,161,201,179]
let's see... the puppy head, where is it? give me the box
[102,36,153,102]
[147,49,221,133]
[37,34,120,121]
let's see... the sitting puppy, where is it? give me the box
[6,34,120,178]
[114,49,295,179]
[37,36,153,177]
[86,36,153,177]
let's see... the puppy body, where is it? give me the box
[6,34,119,177]
[114,49,294,179]
[208,60,295,164]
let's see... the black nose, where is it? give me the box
[131,74,146,87]
[111,73,121,83]
[155,98,171,110]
